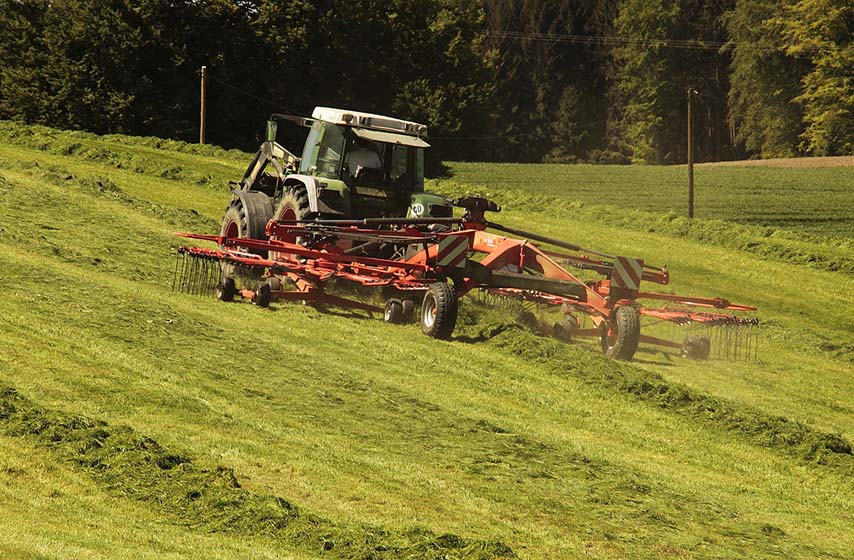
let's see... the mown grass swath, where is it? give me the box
[0,122,851,559]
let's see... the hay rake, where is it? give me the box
[174,196,759,361]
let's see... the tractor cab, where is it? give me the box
[294,108,445,218]
[299,111,427,190]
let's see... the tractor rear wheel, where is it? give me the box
[272,187,316,250]
[274,187,315,225]
[600,305,640,360]
[420,282,458,340]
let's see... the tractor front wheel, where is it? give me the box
[600,305,641,360]
[221,194,272,282]
[221,195,273,255]
[420,282,458,340]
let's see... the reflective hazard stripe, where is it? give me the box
[437,235,468,268]
[613,256,643,290]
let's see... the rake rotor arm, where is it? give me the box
[632,291,756,311]
[485,221,669,285]
[174,233,432,272]
[485,221,605,258]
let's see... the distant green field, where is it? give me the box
[446,162,854,238]
[0,122,852,560]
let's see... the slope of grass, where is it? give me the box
[1,123,852,559]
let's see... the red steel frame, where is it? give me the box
[177,216,755,350]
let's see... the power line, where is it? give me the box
[696,91,728,103]
[205,74,308,116]
[486,30,785,53]
[137,71,198,91]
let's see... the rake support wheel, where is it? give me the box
[384,299,404,324]
[682,335,711,360]
[600,305,640,360]
[255,283,271,308]
[420,282,458,340]
[217,277,236,302]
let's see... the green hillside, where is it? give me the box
[0,122,852,559]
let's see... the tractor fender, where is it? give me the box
[230,189,274,239]
[282,175,347,216]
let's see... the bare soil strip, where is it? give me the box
[695,156,854,168]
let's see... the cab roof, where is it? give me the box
[312,107,428,138]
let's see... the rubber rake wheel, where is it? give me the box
[600,305,641,360]
[420,282,458,340]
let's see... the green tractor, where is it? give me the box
[222,107,453,247]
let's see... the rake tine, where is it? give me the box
[172,250,181,291]
[207,259,216,296]
[179,251,190,293]
[736,323,742,361]
[202,257,209,295]
[187,255,196,295]
[192,255,201,295]
[754,324,759,362]
[744,323,751,362]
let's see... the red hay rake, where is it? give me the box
[174,197,758,361]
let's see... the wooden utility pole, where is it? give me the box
[687,87,696,219]
[199,65,207,144]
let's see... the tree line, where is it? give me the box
[1,0,851,164]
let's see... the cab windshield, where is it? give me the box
[300,121,426,190]
[300,121,345,179]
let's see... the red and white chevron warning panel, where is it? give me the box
[436,234,469,269]
[612,256,644,291]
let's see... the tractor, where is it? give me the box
[221,107,453,248]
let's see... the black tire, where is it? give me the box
[401,299,415,323]
[220,194,273,256]
[599,305,641,360]
[217,277,236,302]
[519,310,537,329]
[420,282,458,340]
[553,315,578,343]
[384,299,404,324]
[272,187,317,251]
[255,283,271,308]
[274,187,314,224]
[682,335,711,360]
[553,323,572,343]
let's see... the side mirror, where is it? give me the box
[266,119,278,142]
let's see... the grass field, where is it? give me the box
[0,121,852,559]
[446,161,854,238]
